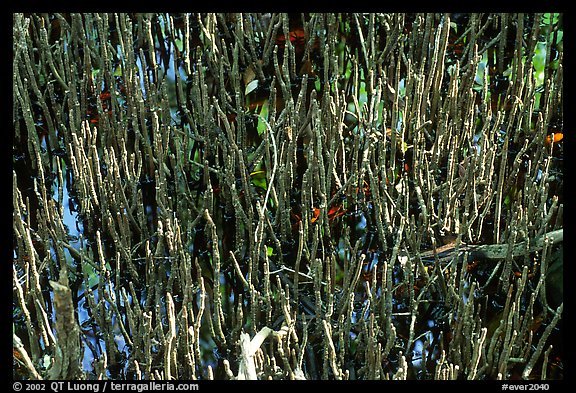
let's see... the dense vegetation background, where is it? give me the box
[13,13,563,380]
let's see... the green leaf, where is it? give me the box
[245,79,259,96]
[267,246,274,257]
[251,174,267,190]
[113,65,123,77]
[82,263,100,289]
[256,100,269,136]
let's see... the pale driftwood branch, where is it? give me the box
[469,228,563,261]
[236,327,273,380]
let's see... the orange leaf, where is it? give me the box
[311,207,321,223]
[545,132,563,146]
[289,28,306,45]
[327,205,346,221]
